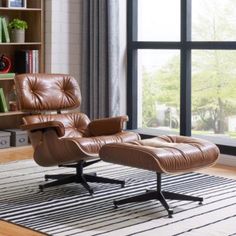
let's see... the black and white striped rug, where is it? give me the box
[1,160,236,236]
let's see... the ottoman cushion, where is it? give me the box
[99,135,219,174]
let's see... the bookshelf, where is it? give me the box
[0,0,44,153]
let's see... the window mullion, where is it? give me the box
[180,0,192,136]
[127,0,138,129]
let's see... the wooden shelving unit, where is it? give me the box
[1,42,42,45]
[0,7,42,11]
[0,0,44,153]
[0,111,29,116]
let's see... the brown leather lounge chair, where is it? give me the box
[14,73,140,194]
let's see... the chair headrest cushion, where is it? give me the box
[15,74,81,111]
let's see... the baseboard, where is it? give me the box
[217,154,236,167]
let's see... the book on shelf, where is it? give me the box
[15,50,39,73]
[15,50,28,73]
[28,50,32,73]
[0,88,8,112]
[0,73,15,79]
[35,50,39,73]
[32,50,39,73]
[1,17,10,43]
[32,50,35,73]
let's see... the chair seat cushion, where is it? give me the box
[99,135,220,173]
[70,131,140,155]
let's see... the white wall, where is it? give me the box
[45,0,82,82]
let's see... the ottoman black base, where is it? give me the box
[113,173,203,218]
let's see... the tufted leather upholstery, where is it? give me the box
[15,74,140,167]
[23,113,90,139]
[15,74,81,111]
[100,135,219,173]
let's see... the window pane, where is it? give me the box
[138,0,180,41]
[138,50,180,134]
[192,50,236,145]
[192,0,236,41]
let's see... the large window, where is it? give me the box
[192,0,236,41]
[138,50,180,134]
[138,0,180,41]
[127,0,236,154]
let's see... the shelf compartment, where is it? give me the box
[0,11,42,42]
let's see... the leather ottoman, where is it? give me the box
[99,135,220,217]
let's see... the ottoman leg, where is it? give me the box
[162,191,203,204]
[85,174,125,187]
[114,191,174,218]
[113,173,202,218]
[158,192,174,218]
[114,191,156,207]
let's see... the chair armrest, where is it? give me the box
[88,115,129,136]
[21,121,65,137]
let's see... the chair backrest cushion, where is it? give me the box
[15,74,81,111]
[23,113,91,138]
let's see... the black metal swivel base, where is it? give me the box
[113,172,203,218]
[39,160,125,195]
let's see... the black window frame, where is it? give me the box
[127,0,236,155]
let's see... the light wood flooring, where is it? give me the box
[0,146,33,164]
[0,147,236,236]
[0,220,46,236]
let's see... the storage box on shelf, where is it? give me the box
[0,0,44,154]
[5,128,28,147]
[0,130,10,149]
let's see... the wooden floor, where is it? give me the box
[199,163,236,180]
[0,146,33,164]
[0,147,236,236]
[0,220,46,236]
